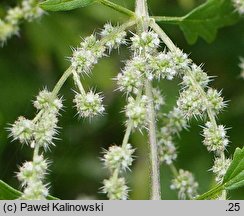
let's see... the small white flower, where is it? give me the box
[17,155,48,186]
[116,69,143,94]
[206,88,225,114]
[158,140,177,165]
[182,64,210,88]
[74,91,105,118]
[101,23,127,51]
[177,87,205,118]
[169,49,191,73]
[102,177,129,200]
[103,144,135,171]
[10,116,34,144]
[131,31,160,53]
[125,95,148,129]
[170,169,198,199]
[152,88,165,110]
[211,157,231,182]
[149,51,176,80]
[21,180,49,200]
[203,121,229,153]
[34,89,63,111]
[34,111,59,149]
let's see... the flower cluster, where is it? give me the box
[102,144,135,199]
[70,35,106,75]
[71,23,129,119]
[74,91,105,118]
[170,169,198,199]
[125,96,148,129]
[17,155,49,200]
[0,0,43,43]
[9,89,62,199]
[100,23,127,51]
[102,177,129,200]
[131,31,160,54]
[203,121,229,153]
[211,157,231,182]
[232,0,244,15]
[10,89,62,150]
[103,144,135,171]
[158,108,188,165]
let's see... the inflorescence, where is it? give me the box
[7,10,233,199]
[0,0,43,44]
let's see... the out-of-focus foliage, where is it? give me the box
[0,0,243,199]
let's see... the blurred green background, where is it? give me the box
[0,0,244,199]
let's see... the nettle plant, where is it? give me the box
[0,0,244,200]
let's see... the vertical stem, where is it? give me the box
[145,81,161,200]
[135,0,161,200]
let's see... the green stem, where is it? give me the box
[135,0,161,200]
[52,66,73,97]
[152,16,183,24]
[169,164,179,177]
[72,70,86,95]
[145,81,161,200]
[122,122,133,149]
[98,0,135,17]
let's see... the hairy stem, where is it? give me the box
[135,0,161,200]
[145,81,161,200]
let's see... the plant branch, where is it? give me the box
[98,0,135,17]
[135,0,161,200]
[151,16,183,24]
[145,80,161,200]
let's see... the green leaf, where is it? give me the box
[40,0,95,11]
[0,180,22,200]
[0,180,59,200]
[154,0,239,44]
[181,0,239,44]
[223,147,244,191]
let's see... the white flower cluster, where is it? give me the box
[203,121,229,153]
[131,31,160,54]
[10,89,63,199]
[173,52,230,182]
[211,157,231,182]
[170,169,198,199]
[177,67,225,119]
[102,144,135,200]
[103,144,135,171]
[17,155,49,200]
[158,108,188,164]
[102,177,129,200]
[71,23,127,75]
[10,89,63,150]
[125,95,148,129]
[232,0,244,15]
[74,91,105,118]
[100,23,127,51]
[71,35,106,75]
[0,0,43,43]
